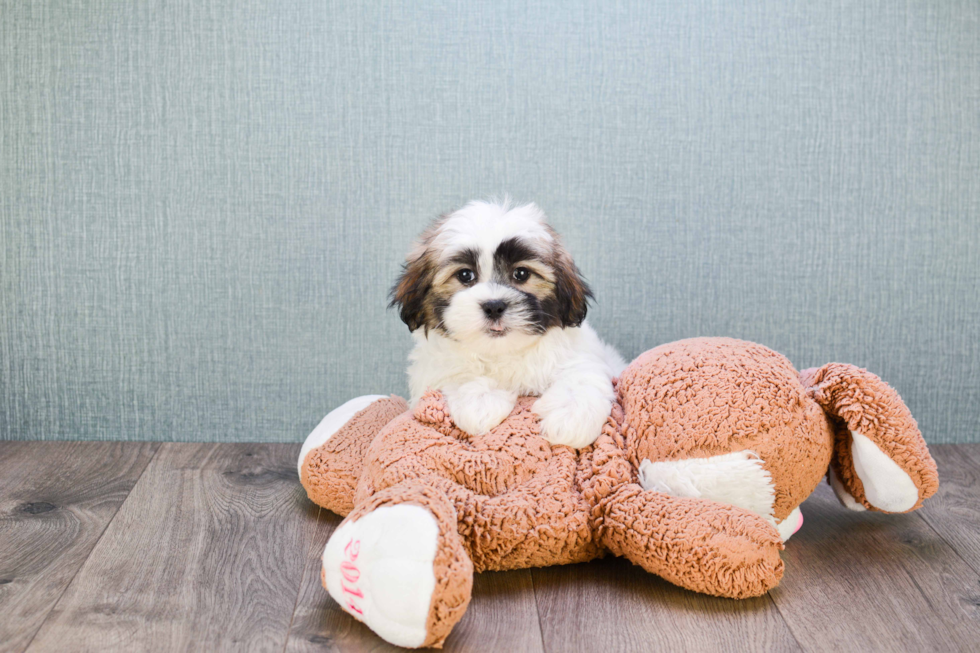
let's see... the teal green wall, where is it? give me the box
[2,1,978,442]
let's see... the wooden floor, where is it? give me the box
[1,443,979,652]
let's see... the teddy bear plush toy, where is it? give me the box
[298,337,938,649]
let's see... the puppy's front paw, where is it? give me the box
[444,380,517,435]
[533,387,611,448]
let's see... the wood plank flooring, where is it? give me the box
[1,442,978,652]
[0,442,159,651]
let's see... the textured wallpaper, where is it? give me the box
[1,1,978,443]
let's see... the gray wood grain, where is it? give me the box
[918,445,980,576]
[770,481,980,652]
[0,441,158,653]
[531,556,800,652]
[7,443,980,651]
[285,510,545,653]
[446,570,544,653]
[286,508,418,653]
[24,443,316,653]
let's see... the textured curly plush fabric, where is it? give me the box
[599,484,786,598]
[358,394,605,571]
[300,395,408,516]
[619,338,834,521]
[301,337,939,648]
[801,363,940,512]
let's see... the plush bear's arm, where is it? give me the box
[600,484,784,599]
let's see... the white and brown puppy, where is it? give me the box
[390,199,626,448]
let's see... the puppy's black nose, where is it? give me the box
[481,299,508,319]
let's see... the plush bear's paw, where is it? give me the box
[533,386,611,449]
[323,504,442,648]
[804,363,938,512]
[847,430,920,512]
[444,379,517,435]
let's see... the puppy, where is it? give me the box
[389,199,626,448]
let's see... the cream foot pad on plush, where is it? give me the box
[322,504,440,649]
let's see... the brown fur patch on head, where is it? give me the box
[489,235,592,331]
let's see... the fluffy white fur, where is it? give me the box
[638,451,811,542]
[638,451,778,526]
[405,200,626,449]
[410,320,625,447]
[422,200,555,266]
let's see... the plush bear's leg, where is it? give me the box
[299,395,408,516]
[405,474,600,571]
[358,469,599,571]
[599,484,784,599]
[801,364,939,513]
[322,481,473,649]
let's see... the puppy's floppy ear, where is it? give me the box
[390,215,448,332]
[552,243,593,328]
[389,249,434,332]
[390,213,455,332]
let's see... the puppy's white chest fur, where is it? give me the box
[408,321,625,447]
[408,321,619,403]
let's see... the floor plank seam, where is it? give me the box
[528,570,549,653]
[765,591,805,652]
[19,442,162,653]
[914,510,980,583]
[901,560,942,617]
[281,505,323,653]
[913,452,980,580]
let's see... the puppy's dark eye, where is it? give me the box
[513,267,530,283]
[456,269,475,284]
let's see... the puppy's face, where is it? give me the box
[390,201,592,348]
